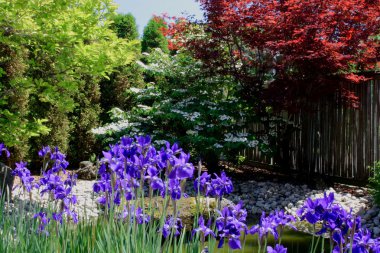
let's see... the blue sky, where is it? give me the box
[113,0,204,36]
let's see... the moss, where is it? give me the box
[141,196,232,230]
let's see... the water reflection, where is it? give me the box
[217,229,328,253]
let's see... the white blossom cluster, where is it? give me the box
[136,60,149,70]
[213,143,223,149]
[226,98,239,104]
[171,109,201,121]
[130,87,143,94]
[154,140,168,146]
[222,133,259,148]
[247,140,259,147]
[91,120,133,135]
[137,104,152,111]
[136,87,160,99]
[200,101,217,106]
[219,114,232,121]
[186,130,198,136]
[175,97,196,108]
[224,133,248,143]
[173,89,188,93]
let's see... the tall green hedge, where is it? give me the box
[0,0,140,165]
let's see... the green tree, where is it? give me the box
[141,17,169,53]
[111,13,139,40]
[101,12,144,123]
[0,0,140,163]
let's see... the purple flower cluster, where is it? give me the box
[33,212,50,236]
[162,216,183,238]
[342,229,380,253]
[297,192,380,253]
[12,161,36,192]
[194,171,233,197]
[249,210,295,242]
[120,205,150,224]
[267,244,287,253]
[192,216,216,238]
[93,136,194,207]
[5,145,78,235]
[38,146,69,174]
[36,146,78,227]
[215,201,247,249]
[0,143,10,158]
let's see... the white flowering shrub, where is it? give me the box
[93,49,275,167]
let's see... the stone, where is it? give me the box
[0,162,14,201]
[366,209,377,218]
[374,218,380,226]
[145,196,233,230]
[75,161,98,180]
[374,227,380,236]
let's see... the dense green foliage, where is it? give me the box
[111,13,139,40]
[141,17,169,53]
[0,0,140,164]
[100,12,144,123]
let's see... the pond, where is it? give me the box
[216,229,328,253]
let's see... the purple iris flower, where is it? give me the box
[12,161,36,192]
[150,176,165,193]
[218,218,245,249]
[192,216,216,238]
[94,136,196,210]
[211,171,233,196]
[47,147,69,173]
[296,192,335,224]
[194,172,211,195]
[232,201,248,222]
[333,229,378,253]
[136,135,152,153]
[65,209,78,224]
[161,216,183,238]
[39,169,77,215]
[164,141,182,155]
[120,206,150,224]
[273,210,296,230]
[169,152,194,180]
[64,173,78,187]
[52,212,63,224]
[38,146,51,158]
[267,244,287,253]
[33,212,50,235]
[135,207,150,224]
[216,205,247,250]
[120,136,134,148]
[298,192,364,246]
[0,143,10,158]
[168,179,181,200]
[194,171,233,197]
[249,212,279,241]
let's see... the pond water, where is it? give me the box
[216,229,329,253]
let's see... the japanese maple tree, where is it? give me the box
[168,0,380,110]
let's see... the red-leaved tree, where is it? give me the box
[168,0,380,110]
[165,1,379,169]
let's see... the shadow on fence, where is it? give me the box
[244,75,380,181]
